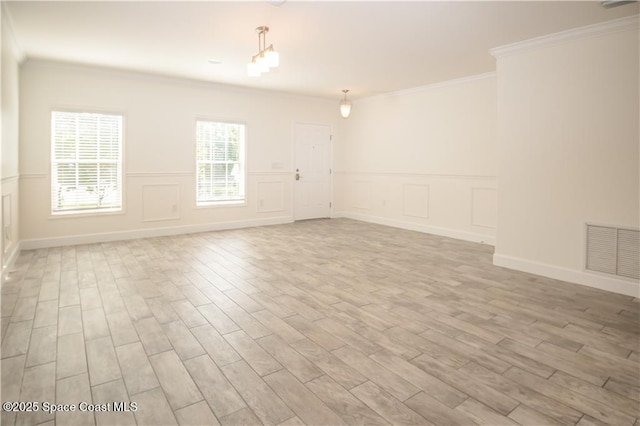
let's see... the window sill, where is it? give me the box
[50,208,125,219]
[196,200,246,209]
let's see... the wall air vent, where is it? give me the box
[586,224,639,280]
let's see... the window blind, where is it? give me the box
[51,111,123,214]
[196,121,245,204]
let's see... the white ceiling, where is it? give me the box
[4,1,638,100]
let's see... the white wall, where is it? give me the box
[1,9,22,270]
[19,60,342,247]
[15,17,639,297]
[334,73,497,244]
[493,17,639,296]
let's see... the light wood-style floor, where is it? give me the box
[1,218,638,426]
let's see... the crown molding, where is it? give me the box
[1,2,26,63]
[490,15,639,59]
[357,72,496,104]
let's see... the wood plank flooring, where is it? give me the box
[1,218,638,425]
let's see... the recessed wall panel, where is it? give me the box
[2,194,12,253]
[142,184,181,222]
[402,184,429,219]
[257,181,285,213]
[352,180,372,210]
[471,187,497,229]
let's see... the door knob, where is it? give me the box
[295,168,300,181]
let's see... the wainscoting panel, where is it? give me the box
[471,187,497,229]
[19,171,294,247]
[257,181,285,213]
[351,180,372,211]
[142,184,181,222]
[402,184,429,219]
[3,194,12,253]
[2,176,20,273]
[335,171,496,244]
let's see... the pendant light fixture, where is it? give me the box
[340,89,352,118]
[247,26,279,77]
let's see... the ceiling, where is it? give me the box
[4,1,638,100]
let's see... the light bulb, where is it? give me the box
[340,102,351,118]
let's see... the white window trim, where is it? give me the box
[194,118,247,207]
[195,199,247,209]
[48,208,126,220]
[49,108,126,217]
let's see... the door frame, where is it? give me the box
[291,121,334,221]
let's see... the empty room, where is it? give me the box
[1,1,639,425]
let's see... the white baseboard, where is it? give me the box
[21,216,294,250]
[333,211,496,246]
[493,253,639,298]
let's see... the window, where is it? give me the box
[196,120,245,205]
[51,111,123,214]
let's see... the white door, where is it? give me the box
[294,123,331,220]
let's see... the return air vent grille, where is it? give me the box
[586,224,639,280]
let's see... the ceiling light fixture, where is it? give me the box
[247,26,279,77]
[340,89,352,118]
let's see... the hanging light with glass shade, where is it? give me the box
[247,26,279,77]
[340,89,352,118]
